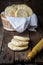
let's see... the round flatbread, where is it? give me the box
[5,6,17,17]
[13,36,30,42]
[15,8,28,17]
[15,4,33,17]
[25,5,33,16]
[8,42,28,51]
[11,39,29,47]
[5,4,33,17]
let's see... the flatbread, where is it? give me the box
[8,42,28,51]
[15,4,33,17]
[5,4,33,17]
[11,39,29,47]
[5,6,17,17]
[13,36,30,42]
[22,4,33,16]
[15,8,28,17]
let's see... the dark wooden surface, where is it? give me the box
[0,19,43,64]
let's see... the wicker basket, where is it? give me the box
[1,13,15,31]
[1,0,31,31]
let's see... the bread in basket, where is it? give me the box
[1,4,33,31]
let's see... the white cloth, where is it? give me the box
[2,12,38,33]
[28,13,38,31]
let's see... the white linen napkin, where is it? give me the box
[1,12,38,33]
[6,16,31,33]
[28,13,38,31]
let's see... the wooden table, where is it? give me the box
[0,20,43,64]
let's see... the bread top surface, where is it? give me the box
[5,6,17,17]
[4,4,33,17]
[15,8,28,17]
[8,42,28,51]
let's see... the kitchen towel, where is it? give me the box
[2,12,38,33]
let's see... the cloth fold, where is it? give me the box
[2,12,38,33]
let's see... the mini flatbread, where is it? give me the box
[13,36,30,42]
[8,42,28,51]
[11,39,29,47]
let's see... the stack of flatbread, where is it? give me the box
[5,4,33,17]
[8,36,30,51]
